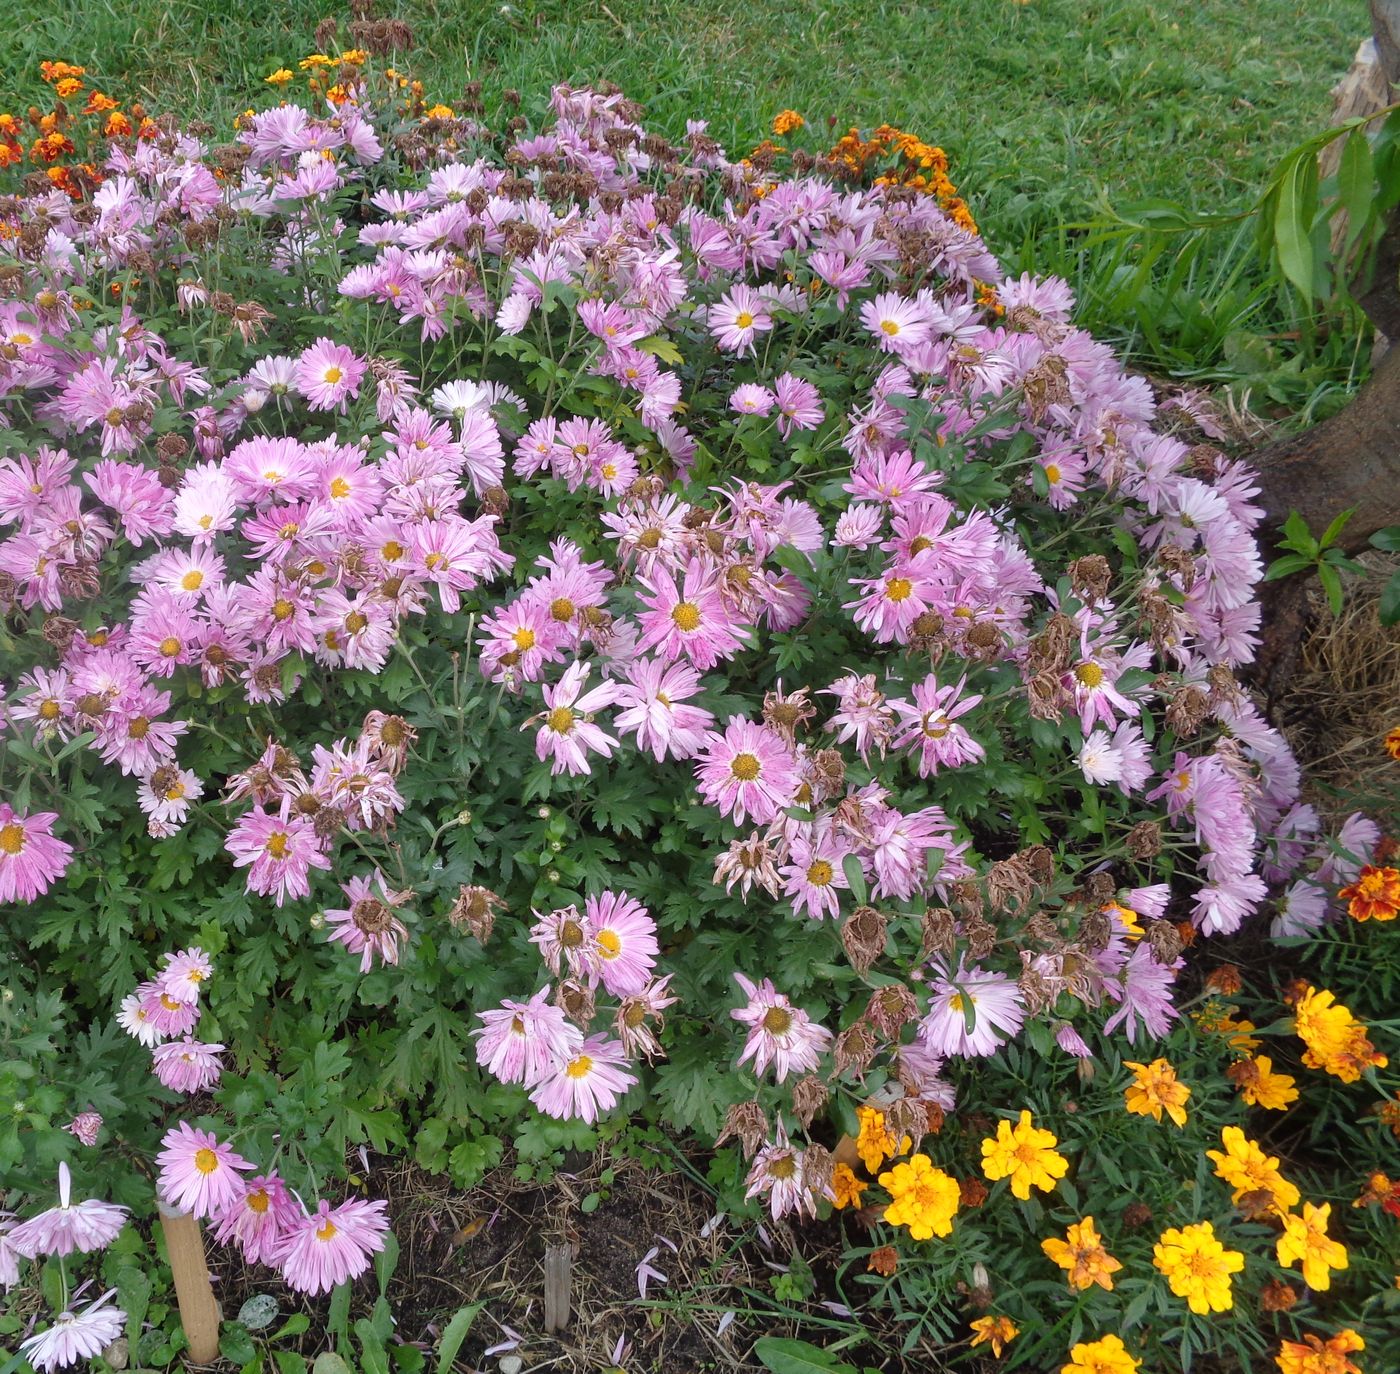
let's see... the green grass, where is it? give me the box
[0,0,1368,396]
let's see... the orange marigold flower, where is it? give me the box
[266,69,295,86]
[1123,1058,1190,1127]
[1041,1215,1122,1291]
[1294,985,1388,1082]
[1353,1170,1400,1217]
[969,1315,1018,1359]
[1275,1329,1365,1374]
[104,112,132,138]
[1384,725,1400,760]
[1207,1125,1300,1216]
[867,1244,898,1276]
[83,91,117,114]
[1338,864,1400,922]
[40,61,86,84]
[1062,1334,1141,1374]
[1204,964,1243,996]
[1276,1202,1348,1291]
[829,1162,867,1211]
[772,109,805,137]
[1227,1055,1299,1110]
[854,1105,908,1173]
[423,103,455,120]
[54,77,84,99]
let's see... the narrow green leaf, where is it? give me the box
[1336,127,1375,251]
[1273,151,1319,299]
[435,1303,484,1374]
[1318,506,1356,549]
[1369,524,1400,552]
[1316,562,1344,615]
[1262,555,1313,581]
[1379,571,1400,626]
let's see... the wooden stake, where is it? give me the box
[543,1242,572,1333]
[158,1202,222,1362]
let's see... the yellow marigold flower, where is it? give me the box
[1294,986,1388,1082]
[772,109,804,137]
[1152,1220,1243,1314]
[339,48,368,64]
[1041,1215,1122,1291]
[1275,1328,1365,1374]
[1103,901,1144,938]
[855,1104,908,1173]
[265,69,295,85]
[830,1162,867,1211]
[1123,1058,1190,1127]
[1385,725,1400,761]
[1062,1333,1141,1374]
[877,1153,959,1241]
[1339,864,1400,922]
[1207,1125,1300,1215]
[981,1109,1068,1201]
[1276,1201,1348,1291]
[1228,1054,1299,1110]
[969,1315,1018,1358]
[424,103,455,120]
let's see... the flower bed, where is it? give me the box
[0,38,1397,1374]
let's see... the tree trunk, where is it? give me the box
[1246,2,1400,707]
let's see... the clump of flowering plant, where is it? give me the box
[0,30,1397,1372]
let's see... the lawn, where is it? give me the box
[2,0,1361,246]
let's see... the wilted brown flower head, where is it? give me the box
[921,906,957,958]
[448,884,506,943]
[716,1100,768,1159]
[833,1021,878,1077]
[841,905,887,974]
[1127,820,1162,858]
[865,983,919,1039]
[791,1075,830,1129]
[867,1245,898,1276]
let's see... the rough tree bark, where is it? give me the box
[1248,0,1400,709]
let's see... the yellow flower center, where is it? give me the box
[547,706,576,734]
[271,598,295,621]
[265,832,290,860]
[513,627,537,651]
[670,601,701,632]
[1074,661,1104,688]
[730,752,761,781]
[181,570,204,591]
[762,1006,793,1034]
[0,823,25,855]
[550,597,575,622]
[566,1054,593,1079]
[806,860,834,887]
[159,636,181,657]
[345,612,369,634]
[735,310,754,329]
[880,319,900,335]
[329,476,352,499]
[316,1219,339,1241]
[381,540,404,561]
[596,929,622,958]
[38,700,61,720]
[885,577,913,602]
[194,1148,219,1175]
[1044,464,1062,484]
[323,366,343,384]
[246,1189,270,1214]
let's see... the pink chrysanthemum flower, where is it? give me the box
[116,991,164,1047]
[158,947,213,1005]
[0,805,73,902]
[212,1173,299,1267]
[779,828,852,921]
[293,338,366,413]
[729,383,775,416]
[730,972,833,1082]
[277,1197,390,1296]
[19,1290,126,1373]
[709,284,772,354]
[695,718,799,826]
[324,870,411,972]
[156,1123,254,1219]
[919,964,1026,1058]
[745,1130,815,1219]
[152,1037,226,1094]
[860,291,930,354]
[584,890,659,996]
[8,1162,129,1259]
[889,675,986,777]
[64,1112,102,1148]
[473,986,583,1087]
[613,658,714,762]
[528,661,622,776]
[773,372,824,437]
[528,1034,638,1123]
[137,980,202,1038]
[634,559,749,670]
[225,808,331,907]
